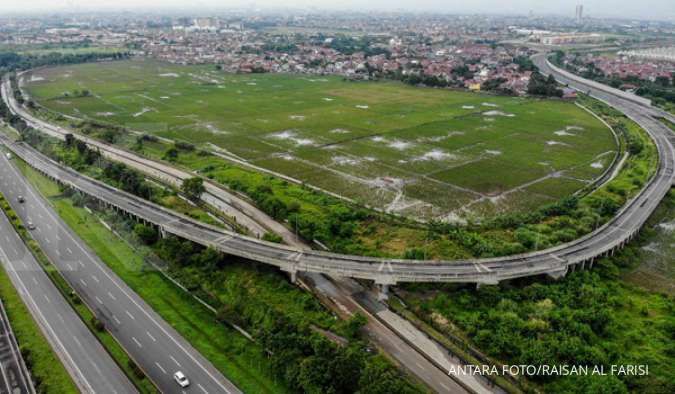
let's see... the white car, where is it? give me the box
[173,371,190,388]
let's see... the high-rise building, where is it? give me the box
[575,5,584,23]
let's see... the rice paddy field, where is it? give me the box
[24,58,618,221]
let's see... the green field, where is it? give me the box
[25,59,616,221]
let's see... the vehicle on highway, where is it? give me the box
[17,195,24,203]
[26,221,35,230]
[5,153,11,159]
[173,371,190,388]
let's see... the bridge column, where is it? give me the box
[288,270,298,284]
[377,284,389,301]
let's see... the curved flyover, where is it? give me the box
[2,58,673,288]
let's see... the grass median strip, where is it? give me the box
[0,164,157,394]
[13,156,289,393]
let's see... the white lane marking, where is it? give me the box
[65,263,72,270]
[72,335,82,348]
[0,246,97,393]
[170,355,181,367]
[132,337,142,348]
[4,145,235,393]
[108,291,116,301]
[91,275,99,283]
[155,362,166,374]
[44,238,50,245]
[95,296,103,304]
[78,260,85,268]
[80,279,87,287]
[197,383,209,394]
[43,294,50,303]
[125,310,135,320]
[146,331,156,342]
[66,247,72,254]
[32,277,38,285]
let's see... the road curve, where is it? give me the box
[2,62,673,286]
[0,151,241,394]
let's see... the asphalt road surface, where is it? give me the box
[0,151,240,394]
[0,177,136,393]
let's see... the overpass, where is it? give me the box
[2,59,674,295]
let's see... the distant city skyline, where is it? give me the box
[1,0,674,22]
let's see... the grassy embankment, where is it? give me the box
[0,193,78,394]
[398,188,675,394]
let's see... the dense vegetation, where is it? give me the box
[0,51,129,74]
[137,231,419,394]
[527,71,563,97]
[400,188,675,394]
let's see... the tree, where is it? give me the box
[341,312,367,339]
[133,223,158,244]
[182,177,205,200]
[64,133,75,147]
[527,71,563,97]
[163,147,179,161]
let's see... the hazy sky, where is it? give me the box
[2,0,674,21]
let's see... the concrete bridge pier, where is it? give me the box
[376,284,389,301]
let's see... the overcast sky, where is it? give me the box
[2,0,674,22]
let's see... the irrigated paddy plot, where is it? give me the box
[25,59,618,221]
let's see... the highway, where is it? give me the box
[1,56,671,393]
[5,72,673,287]
[2,70,673,287]
[3,119,671,288]
[0,169,137,393]
[0,152,241,394]
[0,295,33,394]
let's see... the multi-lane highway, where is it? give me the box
[0,54,671,393]
[0,169,137,393]
[0,151,240,394]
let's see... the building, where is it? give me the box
[575,5,584,23]
[540,33,603,45]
